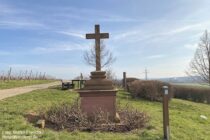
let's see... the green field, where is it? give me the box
[0,80,56,89]
[0,88,209,140]
[172,83,210,89]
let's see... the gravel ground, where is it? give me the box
[0,81,60,100]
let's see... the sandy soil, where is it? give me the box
[0,81,60,100]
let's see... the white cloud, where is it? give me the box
[0,2,45,29]
[0,3,15,15]
[111,19,210,46]
[57,31,85,39]
[164,21,210,35]
[0,20,44,28]
[112,30,140,40]
[184,43,198,50]
[99,15,138,22]
[8,64,40,69]
[146,54,166,59]
[52,6,137,23]
[32,41,90,54]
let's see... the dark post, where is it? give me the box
[123,72,127,90]
[162,86,170,140]
[80,73,83,89]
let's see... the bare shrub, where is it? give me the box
[40,99,88,131]
[125,77,139,91]
[126,77,139,83]
[40,99,149,132]
[128,80,173,101]
[118,103,149,131]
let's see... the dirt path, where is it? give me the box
[0,81,60,100]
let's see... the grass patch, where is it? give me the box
[172,83,210,89]
[0,88,210,139]
[0,80,56,89]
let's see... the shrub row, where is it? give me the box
[173,85,210,104]
[127,79,210,104]
[128,80,173,101]
[126,77,139,83]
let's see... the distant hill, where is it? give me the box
[156,76,204,83]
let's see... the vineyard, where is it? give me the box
[0,68,56,89]
[0,67,55,81]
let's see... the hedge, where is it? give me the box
[173,85,210,104]
[128,80,173,101]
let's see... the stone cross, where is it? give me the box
[86,24,109,71]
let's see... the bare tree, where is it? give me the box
[106,68,122,87]
[106,68,116,80]
[186,30,210,85]
[83,41,116,69]
[7,67,12,81]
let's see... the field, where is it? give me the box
[0,80,56,89]
[0,87,209,140]
[172,83,210,89]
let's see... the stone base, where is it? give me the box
[78,90,117,119]
[83,71,113,90]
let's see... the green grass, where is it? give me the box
[0,88,210,140]
[172,83,210,89]
[0,80,56,89]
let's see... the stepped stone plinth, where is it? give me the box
[83,71,113,90]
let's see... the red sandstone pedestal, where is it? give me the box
[78,71,117,119]
[79,90,117,118]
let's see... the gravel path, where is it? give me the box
[0,81,60,100]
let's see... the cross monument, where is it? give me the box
[79,24,116,120]
[86,24,109,71]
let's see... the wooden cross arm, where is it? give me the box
[86,33,109,39]
[100,33,109,39]
[86,33,95,39]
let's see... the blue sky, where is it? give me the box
[0,0,210,79]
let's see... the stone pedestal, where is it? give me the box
[78,71,117,119]
[79,90,116,118]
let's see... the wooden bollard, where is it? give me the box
[123,72,127,91]
[162,86,170,140]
